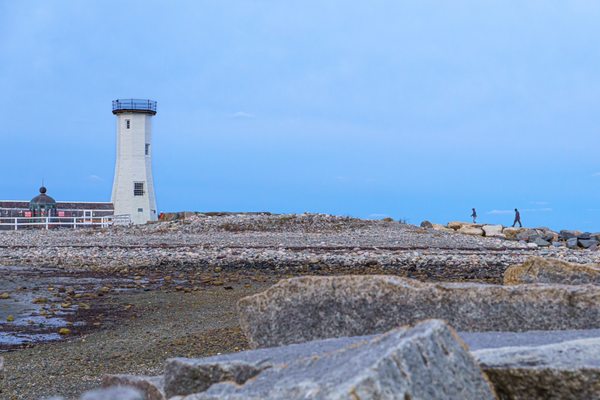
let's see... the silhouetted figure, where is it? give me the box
[471,208,477,223]
[512,208,522,227]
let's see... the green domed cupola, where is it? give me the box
[29,186,57,216]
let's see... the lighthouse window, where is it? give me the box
[126,119,131,129]
[134,182,145,196]
[145,144,150,155]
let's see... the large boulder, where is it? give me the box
[560,230,582,240]
[532,237,551,247]
[502,227,523,240]
[447,221,465,230]
[536,228,557,242]
[164,360,267,398]
[458,225,484,236]
[474,337,600,399]
[102,375,165,400]
[167,320,496,400]
[238,275,600,348]
[432,223,453,232]
[578,238,599,249]
[504,257,600,285]
[420,220,434,228]
[482,225,504,238]
[516,229,538,242]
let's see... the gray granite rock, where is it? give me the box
[80,386,144,400]
[461,328,600,351]
[502,227,524,240]
[164,359,268,398]
[516,229,538,241]
[102,375,165,400]
[567,237,580,249]
[420,220,433,228]
[482,225,504,238]
[447,221,464,230]
[539,230,556,243]
[238,275,600,348]
[560,230,582,240]
[96,329,600,400]
[579,238,599,249]
[504,257,600,285]
[458,225,484,236]
[532,237,550,247]
[164,338,367,398]
[474,337,600,400]
[170,320,496,400]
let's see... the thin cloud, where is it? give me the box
[368,213,390,219]
[530,201,549,206]
[86,174,103,183]
[231,111,255,119]
[488,208,552,214]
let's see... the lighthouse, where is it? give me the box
[111,99,158,224]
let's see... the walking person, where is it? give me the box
[471,208,477,224]
[512,208,522,227]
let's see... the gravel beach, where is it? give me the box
[1,214,598,282]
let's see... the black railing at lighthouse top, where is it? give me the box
[112,99,157,114]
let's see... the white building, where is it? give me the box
[111,99,158,225]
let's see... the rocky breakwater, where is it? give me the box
[504,257,600,285]
[430,220,600,250]
[0,213,569,284]
[238,275,600,348]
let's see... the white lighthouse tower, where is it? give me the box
[111,99,158,225]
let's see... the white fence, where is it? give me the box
[0,215,131,230]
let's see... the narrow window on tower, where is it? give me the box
[145,144,150,156]
[126,119,131,129]
[134,182,145,196]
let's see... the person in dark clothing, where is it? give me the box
[471,208,477,223]
[512,208,522,227]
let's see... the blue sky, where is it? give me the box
[1,1,600,231]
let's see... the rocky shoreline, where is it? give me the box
[1,214,598,284]
[1,213,600,399]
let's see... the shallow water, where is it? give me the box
[0,265,134,350]
[0,332,61,346]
